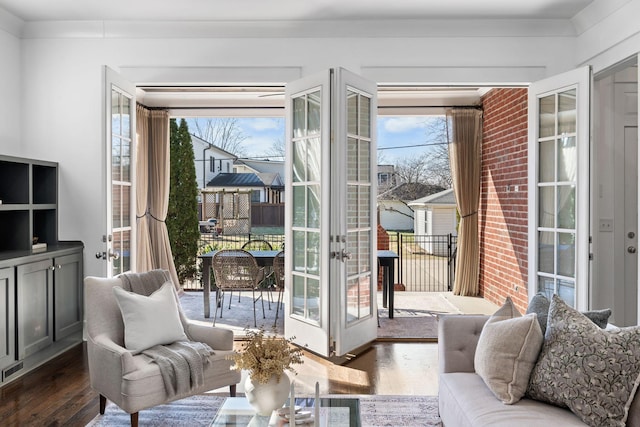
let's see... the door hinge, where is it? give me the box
[589,253,594,261]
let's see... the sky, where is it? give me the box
[185,115,445,165]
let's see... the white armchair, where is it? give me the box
[84,270,241,427]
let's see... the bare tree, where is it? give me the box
[265,137,285,159]
[421,116,452,188]
[395,154,430,184]
[191,118,248,156]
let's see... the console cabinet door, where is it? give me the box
[53,251,83,340]
[17,259,54,359]
[0,267,15,372]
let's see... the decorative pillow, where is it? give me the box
[474,297,544,404]
[113,281,188,354]
[526,293,612,335]
[527,295,640,427]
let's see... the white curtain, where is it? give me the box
[448,108,483,296]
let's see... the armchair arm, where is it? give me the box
[438,315,488,374]
[185,322,235,351]
[87,334,136,403]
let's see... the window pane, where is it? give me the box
[307,231,320,275]
[308,91,321,135]
[347,278,359,322]
[112,185,121,228]
[292,186,305,227]
[359,275,371,317]
[558,279,575,306]
[539,186,554,228]
[121,229,131,272]
[122,185,130,227]
[557,136,576,182]
[112,230,122,276]
[122,140,131,182]
[347,90,358,135]
[307,185,320,229]
[359,140,370,181]
[308,278,320,322]
[538,231,554,274]
[112,136,122,181]
[557,185,575,229]
[539,140,555,182]
[539,95,555,138]
[292,140,305,182]
[557,232,576,278]
[360,95,371,138]
[558,89,576,134]
[122,96,131,139]
[359,187,370,227]
[293,96,305,138]
[359,230,370,271]
[537,276,554,299]
[292,275,305,315]
[293,231,305,272]
[307,138,321,182]
[111,91,121,136]
[347,137,357,181]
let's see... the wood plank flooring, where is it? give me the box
[0,341,439,426]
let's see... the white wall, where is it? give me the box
[0,28,21,156]
[3,5,640,277]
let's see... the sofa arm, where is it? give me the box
[438,315,488,374]
[185,322,235,351]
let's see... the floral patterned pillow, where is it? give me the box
[527,295,640,427]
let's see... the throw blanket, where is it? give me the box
[142,341,214,397]
[121,270,171,296]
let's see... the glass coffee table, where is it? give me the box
[211,396,361,427]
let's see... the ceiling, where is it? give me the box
[0,0,596,113]
[0,0,596,22]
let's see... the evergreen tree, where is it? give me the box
[167,118,200,283]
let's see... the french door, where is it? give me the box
[104,67,136,277]
[528,66,591,310]
[284,68,378,357]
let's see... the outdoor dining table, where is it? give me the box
[199,249,398,319]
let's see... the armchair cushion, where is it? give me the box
[113,281,188,353]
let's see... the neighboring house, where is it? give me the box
[205,172,284,203]
[409,188,457,256]
[190,134,237,189]
[377,182,446,231]
[377,164,397,194]
[233,159,285,203]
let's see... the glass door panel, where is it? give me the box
[529,67,590,309]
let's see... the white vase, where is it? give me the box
[244,373,291,416]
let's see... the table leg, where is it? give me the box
[203,258,211,318]
[388,260,395,319]
[382,263,388,309]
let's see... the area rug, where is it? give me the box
[86,394,442,426]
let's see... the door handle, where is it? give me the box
[628,246,637,254]
[331,250,352,261]
[109,249,120,260]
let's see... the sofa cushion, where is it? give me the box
[113,281,188,354]
[527,295,640,427]
[526,293,611,335]
[474,297,543,404]
[439,372,587,427]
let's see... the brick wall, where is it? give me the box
[479,88,529,313]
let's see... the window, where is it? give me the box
[251,190,261,203]
[209,156,215,172]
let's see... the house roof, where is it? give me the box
[190,134,237,159]
[378,182,446,202]
[408,188,457,207]
[205,172,283,189]
[235,159,284,175]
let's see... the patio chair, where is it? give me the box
[212,249,267,327]
[272,250,285,326]
[242,239,275,307]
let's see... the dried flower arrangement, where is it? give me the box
[229,329,304,384]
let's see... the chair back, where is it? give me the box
[242,239,273,251]
[212,249,264,291]
[273,251,285,290]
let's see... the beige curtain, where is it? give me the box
[448,108,483,296]
[135,105,154,272]
[136,106,180,291]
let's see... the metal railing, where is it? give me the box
[388,232,457,292]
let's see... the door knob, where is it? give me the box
[629,231,636,239]
[109,249,121,260]
[628,246,637,254]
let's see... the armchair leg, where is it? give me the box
[230,384,237,397]
[130,412,139,427]
[99,395,107,414]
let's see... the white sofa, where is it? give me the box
[438,315,640,427]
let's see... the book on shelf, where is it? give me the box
[32,242,47,253]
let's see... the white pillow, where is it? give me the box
[113,281,188,353]
[474,297,543,404]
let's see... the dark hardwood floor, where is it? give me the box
[0,341,439,426]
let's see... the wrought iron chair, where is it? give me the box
[272,250,285,326]
[211,249,267,327]
[242,239,275,308]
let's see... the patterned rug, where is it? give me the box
[86,394,442,426]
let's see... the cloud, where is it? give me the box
[245,118,283,131]
[382,117,427,133]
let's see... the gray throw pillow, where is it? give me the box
[526,293,611,335]
[527,295,640,427]
[474,297,543,404]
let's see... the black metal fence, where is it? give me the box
[183,232,457,292]
[388,233,458,292]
